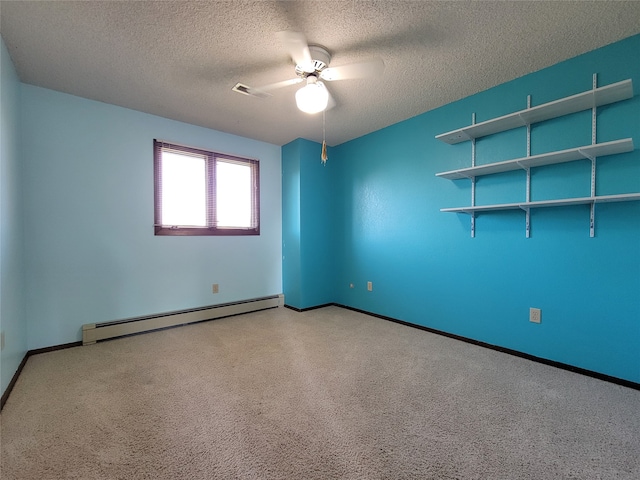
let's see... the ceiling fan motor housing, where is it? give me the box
[295,45,331,76]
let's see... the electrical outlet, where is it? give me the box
[349,283,354,288]
[367,281,373,291]
[530,308,541,324]
[212,284,219,294]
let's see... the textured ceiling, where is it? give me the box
[2,1,640,147]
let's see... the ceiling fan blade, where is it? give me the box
[320,58,385,81]
[247,77,303,97]
[277,31,314,73]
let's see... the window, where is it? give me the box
[153,140,259,236]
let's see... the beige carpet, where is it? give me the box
[1,305,639,479]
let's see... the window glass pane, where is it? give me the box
[161,151,206,226]
[154,140,259,236]
[216,160,252,228]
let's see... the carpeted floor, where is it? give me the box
[1,305,639,479]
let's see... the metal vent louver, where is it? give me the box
[232,82,269,98]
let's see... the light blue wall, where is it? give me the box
[0,38,27,396]
[331,34,640,383]
[282,138,335,309]
[21,85,282,350]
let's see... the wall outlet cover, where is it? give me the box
[530,307,541,324]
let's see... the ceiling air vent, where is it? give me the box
[232,83,270,98]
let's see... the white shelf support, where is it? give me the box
[436,76,637,237]
[526,95,532,238]
[592,73,598,145]
[526,95,532,156]
[471,211,476,238]
[590,156,597,237]
[471,113,476,169]
[590,158,597,198]
[590,73,597,238]
[471,113,476,238]
[525,168,531,238]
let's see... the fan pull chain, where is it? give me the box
[321,109,328,165]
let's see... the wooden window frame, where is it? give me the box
[154,140,260,236]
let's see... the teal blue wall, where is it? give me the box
[329,34,640,383]
[20,86,282,350]
[282,141,302,307]
[282,138,335,309]
[0,38,27,396]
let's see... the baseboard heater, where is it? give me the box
[82,294,284,345]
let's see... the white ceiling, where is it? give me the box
[2,1,640,147]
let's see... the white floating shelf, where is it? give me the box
[441,193,640,214]
[436,79,634,145]
[436,138,634,180]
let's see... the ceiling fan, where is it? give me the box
[235,31,384,114]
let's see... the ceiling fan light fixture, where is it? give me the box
[295,76,329,114]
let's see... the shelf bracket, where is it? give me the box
[525,169,531,238]
[590,156,597,238]
[436,75,635,239]
[525,96,532,238]
[516,112,528,127]
[526,95,532,157]
[589,74,597,238]
[577,149,596,162]
[515,160,528,171]
[471,212,476,238]
[592,73,598,145]
[590,157,597,197]
[471,113,476,238]
[590,70,597,237]
[525,208,531,238]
